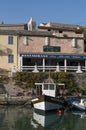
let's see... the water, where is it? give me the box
[0,106,86,130]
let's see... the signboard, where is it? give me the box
[20,54,86,59]
[43,46,61,52]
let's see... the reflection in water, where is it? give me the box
[31,110,62,128]
[72,111,86,119]
[0,106,86,130]
[31,110,86,130]
[0,106,33,130]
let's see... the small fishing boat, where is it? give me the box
[31,77,67,112]
[31,94,65,112]
[71,98,86,111]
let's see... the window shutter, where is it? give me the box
[45,37,50,45]
[72,38,77,47]
[23,37,28,45]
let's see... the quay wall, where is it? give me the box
[0,96,32,105]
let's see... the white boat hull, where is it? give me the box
[72,102,86,111]
[71,98,86,111]
[32,95,63,111]
[33,101,61,111]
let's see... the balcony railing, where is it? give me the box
[12,65,86,73]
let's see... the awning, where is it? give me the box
[20,53,86,59]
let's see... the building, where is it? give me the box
[0,17,86,76]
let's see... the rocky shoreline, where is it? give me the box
[0,80,34,106]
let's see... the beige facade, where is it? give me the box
[0,18,86,74]
[0,35,18,72]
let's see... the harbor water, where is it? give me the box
[0,106,86,130]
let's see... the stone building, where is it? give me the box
[0,17,86,75]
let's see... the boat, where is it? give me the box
[31,94,65,112]
[31,77,67,112]
[71,98,86,111]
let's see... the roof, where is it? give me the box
[0,23,26,27]
[39,22,84,32]
[0,22,84,38]
[0,30,53,37]
[0,23,27,30]
[43,77,54,83]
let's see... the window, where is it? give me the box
[8,54,14,63]
[49,84,54,90]
[72,38,77,48]
[23,36,28,45]
[44,85,48,90]
[48,29,51,31]
[84,40,86,52]
[45,37,50,45]
[8,35,13,44]
[59,30,63,33]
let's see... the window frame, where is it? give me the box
[45,37,50,46]
[84,40,86,52]
[49,84,54,90]
[8,54,14,63]
[8,35,13,44]
[43,84,48,90]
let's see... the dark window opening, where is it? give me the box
[8,35,13,44]
[44,85,48,90]
[23,58,42,66]
[84,40,86,52]
[59,30,63,33]
[48,29,51,31]
[49,84,54,90]
[8,54,14,63]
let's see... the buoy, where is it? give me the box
[57,109,63,116]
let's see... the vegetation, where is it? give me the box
[14,71,83,95]
[0,75,9,83]
[0,71,85,95]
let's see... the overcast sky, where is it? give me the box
[0,0,86,26]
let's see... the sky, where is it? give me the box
[0,0,86,26]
